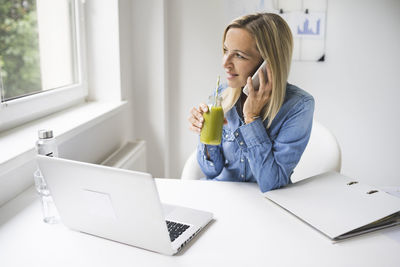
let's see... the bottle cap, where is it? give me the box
[38,129,53,139]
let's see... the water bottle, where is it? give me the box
[33,129,59,224]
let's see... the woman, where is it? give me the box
[188,13,314,193]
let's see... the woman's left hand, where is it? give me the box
[243,63,272,124]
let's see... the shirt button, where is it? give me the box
[235,132,239,137]
[241,174,244,178]
[209,162,214,166]
[239,141,244,146]
[225,135,229,138]
[240,158,244,162]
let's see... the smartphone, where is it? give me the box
[242,61,267,96]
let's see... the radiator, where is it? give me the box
[101,140,146,172]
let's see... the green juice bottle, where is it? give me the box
[200,96,224,145]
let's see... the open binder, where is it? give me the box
[264,172,400,241]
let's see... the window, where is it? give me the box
[0,0,87,132]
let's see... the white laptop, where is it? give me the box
[36,155,213,255]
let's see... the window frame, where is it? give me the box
[0,0,87,132]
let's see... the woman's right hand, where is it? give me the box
[188,103,209,133]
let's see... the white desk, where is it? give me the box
[1,179,400,267]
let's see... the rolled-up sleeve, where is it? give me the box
[197,142,225,178]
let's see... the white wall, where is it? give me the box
[130,0,169,178]
[156,0,400,184]
[118,0,135,141]
[86,0,122,102]
[289,0,400,185]
[166,0,227,178]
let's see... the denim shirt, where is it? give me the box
[197,83,315,193]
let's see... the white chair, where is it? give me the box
[180,149,205,180]
[290,120,341,182]
[180,120,341,182]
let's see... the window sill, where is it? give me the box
[0,101,127,174]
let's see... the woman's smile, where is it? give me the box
[225,70,238,80]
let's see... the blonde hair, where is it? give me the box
[221,13,293,128]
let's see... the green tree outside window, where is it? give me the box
[0,0,42,101]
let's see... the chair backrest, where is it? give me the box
[180,149,205,180]
[290,120,341,182]
[180,120,341,182]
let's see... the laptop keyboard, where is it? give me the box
[166,220,190,242]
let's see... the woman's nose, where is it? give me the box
[222,54,232,68]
